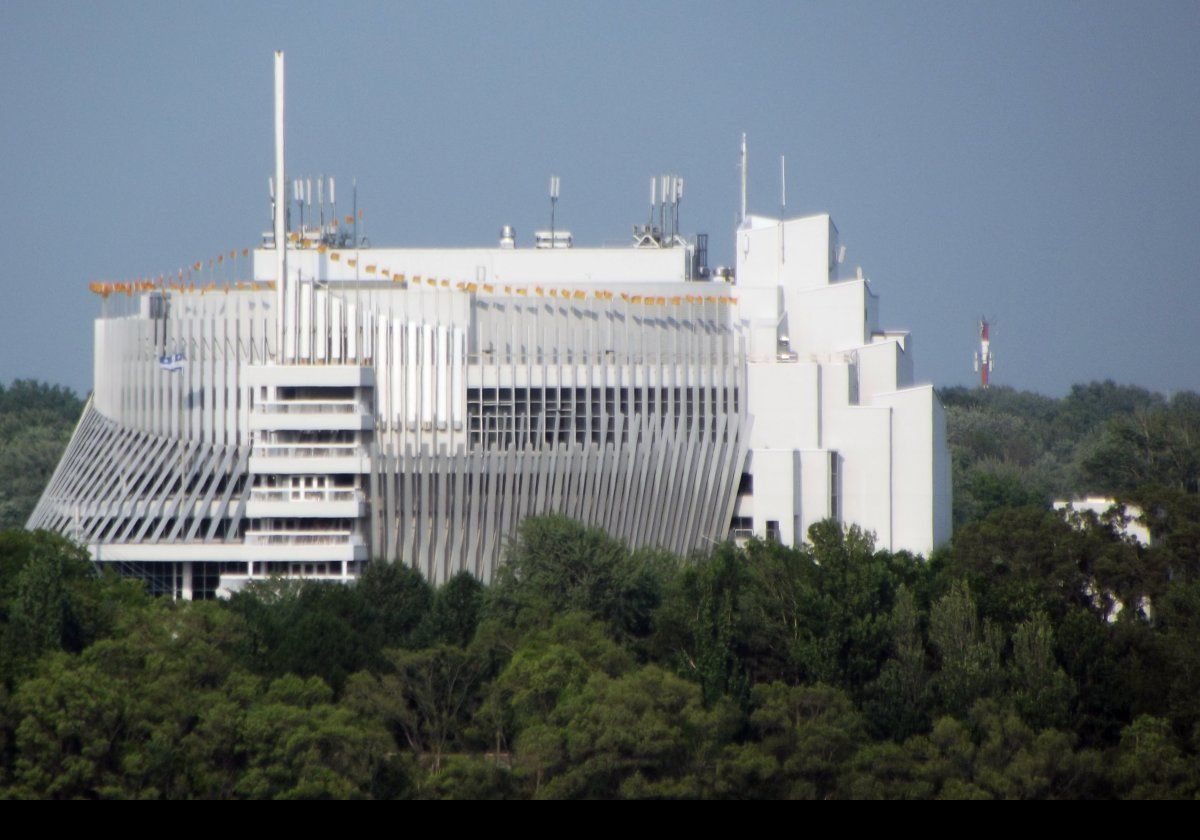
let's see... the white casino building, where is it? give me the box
[28,55,951,598]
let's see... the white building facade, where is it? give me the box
[733,213,952,553]
[30,47,948,598]
[28,206,950,598]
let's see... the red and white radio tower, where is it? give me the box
[973,318,993,389]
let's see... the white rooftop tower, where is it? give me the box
[274,51,287,363]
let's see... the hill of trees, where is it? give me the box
[0,381,83,530]
[2,500,1199,799]
[0,377,1197,798]
[942,380,1200,528]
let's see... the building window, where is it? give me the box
[766,520,781,543]
[730,516,753,540]
[737,472,753,495]
[829,451,840,522]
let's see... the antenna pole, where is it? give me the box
[274,51,286,363]
[675,176,683,241]
[780,155,786,262]
[675,176,679,239]
[780,155,786,214]
[549,175,560,246]
[740,133,748,225]
[661,175,668,239]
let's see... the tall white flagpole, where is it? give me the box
[274,51,287,362]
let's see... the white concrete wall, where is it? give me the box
[785,281,869,356]
[736,213,834,291]
[825,405,893,550]
[820,360,853,421]
[746,362,820,450]
[749,448,800,545]
[798,448,832,542]
[873,386,936,555]
[256,244,689,287]
[733,208,950,555]
[737,286,783,360]
[857,339,903,401]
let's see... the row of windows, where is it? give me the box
[466,386,740,449]
[110,561,244,601]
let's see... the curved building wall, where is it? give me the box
[32,211,952,598]
[32,277,751,595]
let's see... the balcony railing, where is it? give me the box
[244,530,363,546]
[249,488,364,503]
[254,400,368,415]
[252,444,369,459]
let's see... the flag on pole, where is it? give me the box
[159,351,186,373]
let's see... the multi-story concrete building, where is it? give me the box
[28,54,950,598]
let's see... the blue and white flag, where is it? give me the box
[159,352,186,373]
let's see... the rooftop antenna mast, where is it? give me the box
[318,174,325,230]
[273,50,287,363]
[740,132,748,226]
[306,177,313,235]
[780,155,786,262]
[293,179,303,233]
[780,155,787,216]
[549,175,560,245]
[672,175,683,242]
[659,175,667,239]
[329,176,336,241]
[649,177,656,228]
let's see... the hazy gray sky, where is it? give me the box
[1,1,1196,397]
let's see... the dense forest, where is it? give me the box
[0,378,1197,798]
[0,381,83,531]
[943,381,1200,527]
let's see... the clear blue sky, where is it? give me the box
[1,1,1196,397]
